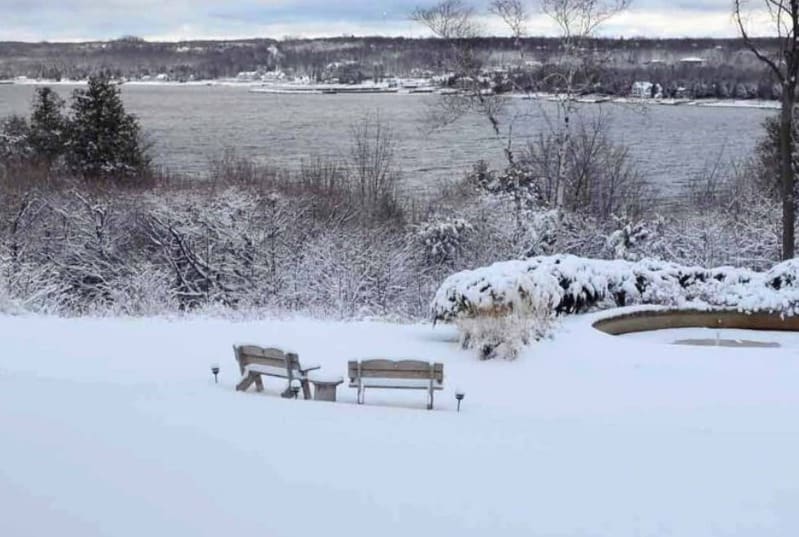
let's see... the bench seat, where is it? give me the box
[245,363,299,378]
[349,378,444,390]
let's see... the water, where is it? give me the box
[0,84,775,197]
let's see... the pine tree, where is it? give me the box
[67,73,149,180]
[29,87,67,169]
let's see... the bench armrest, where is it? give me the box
[299,364,322,374]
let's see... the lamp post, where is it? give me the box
[211,363,220,384]
[455,390,465,412]
[290,379,302,399]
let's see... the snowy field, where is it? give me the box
[1,311,797,536]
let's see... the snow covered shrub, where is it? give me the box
[415,217,473,267]
[432,258,566,358]
[296,224,417,319]
[456,308,553,360]
[0,115,33,170]
[606,215,662,261]
[0,257,19,314]
[105,262,178,316]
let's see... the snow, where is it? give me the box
[243,363,298,377]
[622,326,799,348]
[0,312,797,536]
[358,378,439,389]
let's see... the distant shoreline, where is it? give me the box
[0,78,781,111]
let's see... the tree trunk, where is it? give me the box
[780,88,796,259]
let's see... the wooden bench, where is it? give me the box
[234,345,320,399]
[348,359,444,410]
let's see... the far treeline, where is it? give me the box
[0,36,784,99]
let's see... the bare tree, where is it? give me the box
[541,0,631,39]
[411,0,479,38]
[490,0,529,44]
[537,0,631,206]
[734,0,799,259]
[481,1,631,205]
[347,114,406,224]
[411,0,508,140]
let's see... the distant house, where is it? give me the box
[631,81,654,98]
[261,70,285,81]
[323,61,365,84]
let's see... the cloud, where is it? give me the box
[0,0,774,41]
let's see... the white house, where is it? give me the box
[631,81,654,98]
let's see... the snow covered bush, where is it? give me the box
[415,217,473,267]
[606,215,662,261]
[433,254,799,359]
[456,308,553,360]
[0,115,33,170]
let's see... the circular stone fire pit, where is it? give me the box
[592,309,799,348]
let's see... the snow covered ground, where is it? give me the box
[1,311,797,536]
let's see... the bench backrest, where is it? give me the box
[348,359,444,384]
[234,345,301,376]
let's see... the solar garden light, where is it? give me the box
[210,363,220,384]
[455,389,465,412]
[290,379,302,399]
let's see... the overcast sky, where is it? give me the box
[0,0,775,42]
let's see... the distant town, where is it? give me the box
[0,36,784,101]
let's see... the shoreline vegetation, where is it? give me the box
[0,78,781,110]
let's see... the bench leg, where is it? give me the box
[254,375,264,392]
[236,372,256,392]
[427,388,434,410]
[301,379,312,400]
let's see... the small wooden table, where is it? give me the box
[310,377,344,402]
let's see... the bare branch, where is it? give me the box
[541,0,632,39]
[411,0,478,39]
[733,0,785,81]
[490,0,528,39]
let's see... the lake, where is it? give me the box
[0,83,775,198]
